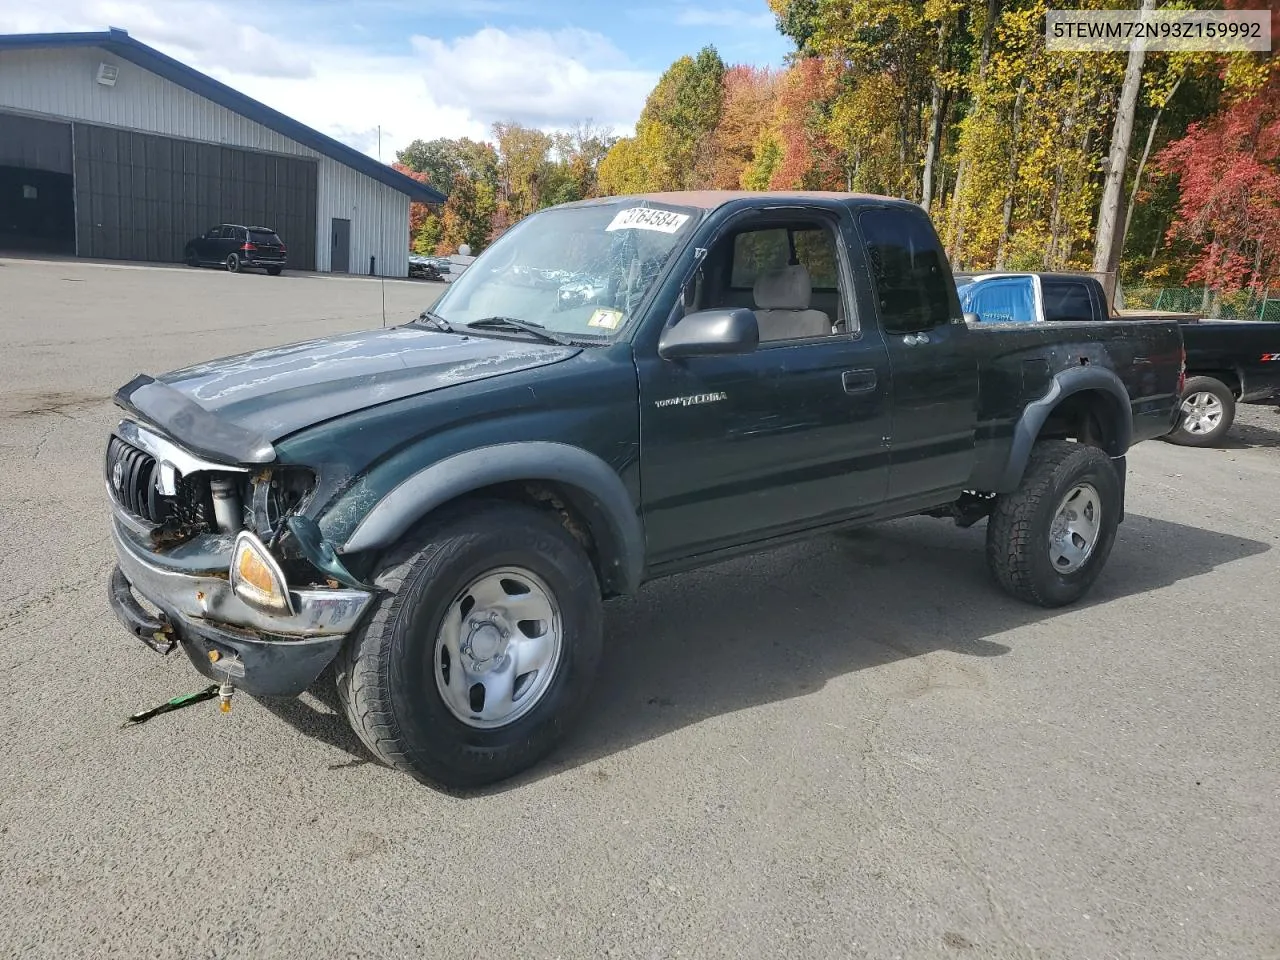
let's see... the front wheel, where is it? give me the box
[986,440,1121,607]
[1165,376,1235,447]
[336,501,603,789]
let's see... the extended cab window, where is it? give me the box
[859,208,953,334]
[1042,280,1098,322]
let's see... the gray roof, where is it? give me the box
[0,27,446,204]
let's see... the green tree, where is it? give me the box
[598,45,727,192]
[396,138,463,189]
[598,121,673,194]
[438,172,494,254]
[414,214,442,254]
[742,130,783,189]
[493,121,554,218]
[397,136,501,189]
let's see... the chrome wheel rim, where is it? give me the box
[1181,392,1223,435]
[433,566,563,729]
[1048,483,1101,574]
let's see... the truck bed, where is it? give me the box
[964,319,1183,488]
[1177,319,1280,402]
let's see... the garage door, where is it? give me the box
[0,112,75,255]
[73,124,318,270]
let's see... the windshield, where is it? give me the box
[427,201,701,340]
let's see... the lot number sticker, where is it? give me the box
[587,308,624,330]
[605,207,690,234]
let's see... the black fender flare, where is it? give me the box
[339,441,644,596]
[997,366,1133,493]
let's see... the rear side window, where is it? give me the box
[1042,281,1097,322]
[961,279,1037,323]
[858,208,954,333]
[250,229,281,244]
[730,226,838,290]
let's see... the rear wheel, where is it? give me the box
[1166,376,1235,447]
[267,266,283,276]
[986,440,1121,607]
[336,501,603,789]
[225,253,241,274]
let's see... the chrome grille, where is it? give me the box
[107,435,168,523]
[106,435,214,530]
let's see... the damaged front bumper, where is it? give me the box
[107,520,373,696]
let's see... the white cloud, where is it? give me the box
[0,0,654,159]
[409,27,655,130]
[0,0,313,78]
[210,53,491,158]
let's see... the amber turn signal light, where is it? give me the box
[229,531,294,616]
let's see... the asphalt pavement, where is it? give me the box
[1,256,1278,959]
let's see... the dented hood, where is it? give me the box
[153,325,578,442]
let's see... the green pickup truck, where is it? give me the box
[106,191,1184,788]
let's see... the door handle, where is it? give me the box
[902,332,931,346]
[842,369,878,395]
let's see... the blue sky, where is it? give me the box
[300,0,790,71]
[1,0,792,159]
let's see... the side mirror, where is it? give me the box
[962,312,980,325]
[658,308,759,360]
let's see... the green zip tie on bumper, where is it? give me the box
[122,684,220,727]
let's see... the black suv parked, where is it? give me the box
[183,224,287,275]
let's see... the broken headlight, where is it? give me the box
[249,466,317,539]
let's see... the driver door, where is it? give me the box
[637,207,893,569]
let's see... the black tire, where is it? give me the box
[986,440,1121,607]
[184,247,198,267]
[1165,376,1235,447]
[267,266,283,276]
[336,501,603,790]
[225,253,241,274]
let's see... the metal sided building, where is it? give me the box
[0,28,444,275]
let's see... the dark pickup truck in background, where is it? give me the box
[105,192,1183,789]
[956,271,1280,446]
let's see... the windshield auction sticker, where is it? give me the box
[587,308,624,330]
[605,207,691,234]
